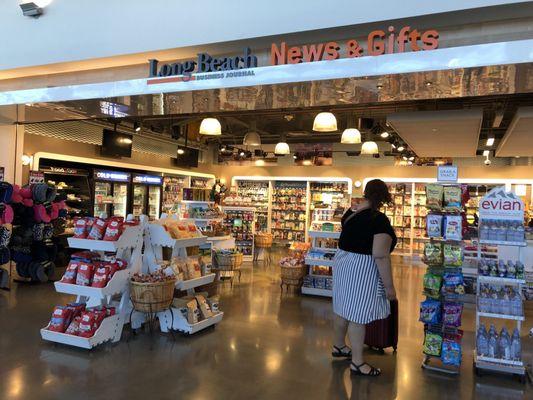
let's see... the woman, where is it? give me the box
[331,179,397,377]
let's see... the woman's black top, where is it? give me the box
[338,208,397,255]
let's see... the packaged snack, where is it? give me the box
[426,214,443,238]
[91,308,107,328]
[105,306,116,317]
[78,312,97,338]
[423,272,442,299]
[66,302,86,321]
[91,266,110,288]
[48,306,73,333]
[65,316,82,336]
[75,263,94,286]
[195,295,214,319]
[441,339,462,366]
[186,300,199,324]
[444,215,462,241]
[419,299,441,325]
[443,244,462,267]
[426,184,444,209]
[442,302,463,327]
[443,186,462,209]
[103,217,123,241]
[87,218,107,240]
[61,261,79,284]
[207,295,220,313]
[186,258,202,280]
[442,272,465,295]
[424,242,443,265]
[423,331,443,357]
[71,251,100,262]
[73,218,88,239]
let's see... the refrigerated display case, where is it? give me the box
[132,174,163,220]
[42,167,92,218]
[93,170,131,218]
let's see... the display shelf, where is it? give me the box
[305,258,335,267]
[476,311,525,321]
[176,273,216,291]
[477,276,526,285]
[158,310,224,334]
[54,268,132,301]
[41,313,124,349]
[181,200,214,205]
[301,286,332,297]
[475,353,524,367]
[206,235,232,242]
[180,218,224,223]
[308,231,340,239]
[479,240,527,247]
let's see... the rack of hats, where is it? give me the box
[473,186,527,382]
[420,183,466,374]
[141,215,223,334]
[40,215,144,349]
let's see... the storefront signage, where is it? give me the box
[43,167,86,175]
[29,171,45,184]
[94,170,131,182]
[437,165,458,182]
[479,186,524,220]
[133,174,162,185]
[148,47,257,82]
[271,26,439,65]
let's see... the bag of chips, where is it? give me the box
[91,266,110,288]
[73,218,88,239]
[442,272,465,295]
[444,215,462,241]
[48,306,72,333]
[186,300,199,324]
[64,315,82,336]
[423,272,442,298]
[105,306,116,317]
[419,299,441,324]
[61,261,79,284]
[103,217,123,241]
[75,263,94,286]
[78,312,97,338]
[207,295,220,313]
[66,302,86,321]
[443,243,462,267]
[426,214,443,238]
[87,218,107,240]
[443,302,463,327]
[443,186,462,209]
[441,339,462,366]
[426,184,444,209]
[424,242,443,265]
[423,331,443,357]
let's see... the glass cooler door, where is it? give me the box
[133,184,147,217]
[113,183,128,218]
[94,181,112,217]
[148,186,161,220]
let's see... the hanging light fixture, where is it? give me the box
[341,128,361,144]
[361,130,379,155]
[274,135,290,155]
[313,112,337,132]
[199,118,222,136]
[243,121,261,146]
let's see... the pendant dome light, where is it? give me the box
[199,117,222,136]
[313,112,337,132]
[361,140,379,155]
[274,134,290,155]
[341,128,361,144]
[243,121,261,147]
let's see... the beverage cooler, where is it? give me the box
[132,174,163,220]
[93,170,131,218]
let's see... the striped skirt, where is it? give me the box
[333,249,390,324]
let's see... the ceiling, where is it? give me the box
[387,109,483,157]
[496,107,533,157]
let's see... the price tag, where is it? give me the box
[29,171,45,184]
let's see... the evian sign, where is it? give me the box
[479,186,524,220]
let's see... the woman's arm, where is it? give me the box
[372,233,396,300]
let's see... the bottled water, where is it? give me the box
[477,324,488,356]
[511,328,521,361]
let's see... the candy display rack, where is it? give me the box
[473,186,527,382]
[40,218,144,349]
[141,215,223,335]
[271,181,308,243]
[234,180,270,232]
[222,206,255,261]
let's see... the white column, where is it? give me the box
[0,105,24,185]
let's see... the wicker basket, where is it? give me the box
[130,279,176,313]
[214,252,243,271]
[255,233,273,248]
[280,264,307,281]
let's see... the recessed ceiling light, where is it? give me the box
[239,150,245,157]
[177,148,185,155]
[431,128,438,133]
[408,156,415,161]
[397,145,405,152]
[425,81,432,87]
[402,156,408,161]
[515,155,520,159]
[483,150,490,157]
[380,131,389,138]
[486,137,495,146]
[376,84,383,90]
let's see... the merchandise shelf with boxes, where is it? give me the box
[40,217,144,349]
[141,215,223,335]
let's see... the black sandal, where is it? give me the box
[332,345,352,358]
[350,362,381,376]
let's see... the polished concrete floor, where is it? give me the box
[0,256,532,400]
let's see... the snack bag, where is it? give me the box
[443,244,463,267]
[73,217,88,238]
[48,306,72,333]
[423,272,442,299]
[61,261,79,284]
[66,302,86,321]
[424,242,443,265]
[195,295,214,319]
[441,339,462,366]
[443,302,463,327]
[91,266,110,288]
[64,316,82,336]
[419,299,441,325]
[91,308,107,329]
[78,312,97,338]
[442,272,465,295]
[423,331,443,357]
[426,214,443,238]
[186,300,199,324]
[426,184,444,209]
[105,306,116,317]
[103,217,123,241]
[75,263,94,286]
[207,296,220,313]
[71,251,100,262]
[443,186,462,209]
[87,218,107,240]
[187,258,202,279]
[444,215,462,241]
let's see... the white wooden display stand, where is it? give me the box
[40,217,144,349]
[140,214,223,334]
[301,229,340,297]
[474,187,528,381]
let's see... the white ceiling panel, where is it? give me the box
[496,107,533,157]
[387,109,483,157]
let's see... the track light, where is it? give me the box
[20,2,44,18]
[239,150,246,157]
[397,145,405,152]
[486,137,495,147]
[380,131,390,138]
[408,156,415,161]
[133,122,141,132]
[177,147,185,155]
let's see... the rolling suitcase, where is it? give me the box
[364,299,398,353]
